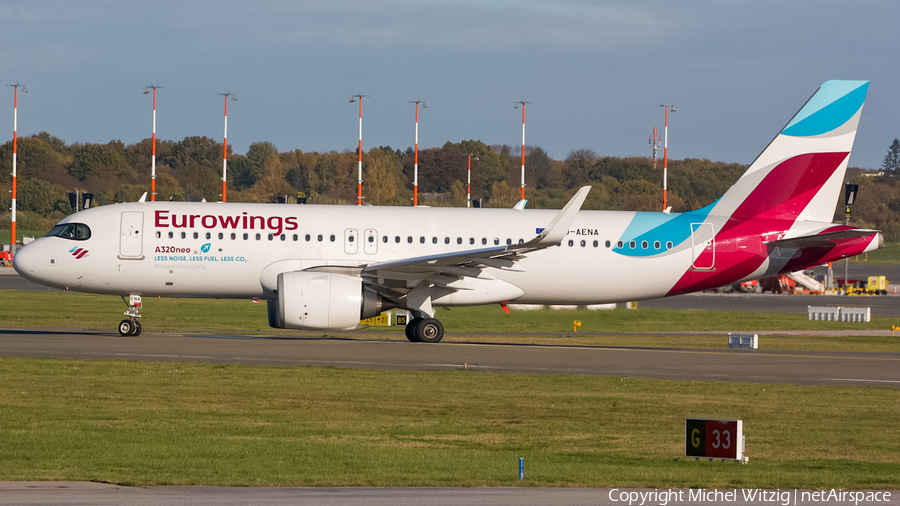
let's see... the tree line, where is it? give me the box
[2,132,899,241]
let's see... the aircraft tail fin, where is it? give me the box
[711,80,868,224]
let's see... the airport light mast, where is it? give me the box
[8,83,26,257]
[466,154,478,208]
[410,100,426,206]
[143,85,162,201]
[649,125,660,170]
[660,104,675,211]
[350,94,367,205]
[514,101,531,201]
[219,93,236,203]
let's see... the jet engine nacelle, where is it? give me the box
[267,271,390,331]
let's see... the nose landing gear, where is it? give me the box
[118,294,143,337]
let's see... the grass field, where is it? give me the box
[0,229,45,244]
[1,357,898,488]
[849,242,900,265]
[2,289,899,488]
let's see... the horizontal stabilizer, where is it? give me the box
[767,228,881,249]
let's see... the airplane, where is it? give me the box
[13,80,881,343]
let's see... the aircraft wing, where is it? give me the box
[351,186,591,303]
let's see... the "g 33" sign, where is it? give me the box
[685,419,743,460]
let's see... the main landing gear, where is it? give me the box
[118,294,143,337]
[404,317,444,343]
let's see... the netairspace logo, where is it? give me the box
[607,488,893,506]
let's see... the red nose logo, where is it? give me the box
[69,247,89,259]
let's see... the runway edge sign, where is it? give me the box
[685,418,747,463]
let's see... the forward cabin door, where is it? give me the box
[119,211,144,259]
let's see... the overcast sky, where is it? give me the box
[1,0,897,169]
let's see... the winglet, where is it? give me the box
[518,186,590,248]
[513,199,527,210]
[138,192,148,203]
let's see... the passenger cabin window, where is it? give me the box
[219,233,224,240]
[666,241,674,250]
[45,223,92,241]
[156,231,161,239]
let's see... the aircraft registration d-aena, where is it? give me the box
[14,80,881,342]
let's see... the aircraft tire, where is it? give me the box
[415,318,444,343]
[118,319,134,337]
[405,319,422,342]
[131,320,142,337]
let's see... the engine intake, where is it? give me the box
[267,271,394,331]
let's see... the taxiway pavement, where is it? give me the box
[1,328,898,387]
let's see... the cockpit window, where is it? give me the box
[45,223,91,241]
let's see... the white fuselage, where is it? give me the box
[16,201,709,304]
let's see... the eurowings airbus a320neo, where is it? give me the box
[14,80,882,342]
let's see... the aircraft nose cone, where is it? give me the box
[12,243,35,279]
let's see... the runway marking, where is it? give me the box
[114,353,217,360]
[826,378,900,384]
[438,341,900,361]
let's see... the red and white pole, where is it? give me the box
[467,154,472,208]
[351,95,365,205]
[661,105,674,211]
[410,100,425,206]
[515,101,530,201]
[152,88,157,201]
[219,93,236,203]
[9,84,25,256]
[145,85,162,201]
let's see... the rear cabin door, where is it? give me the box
[690,222,715,270]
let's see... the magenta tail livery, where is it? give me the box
[14,81,881,342]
